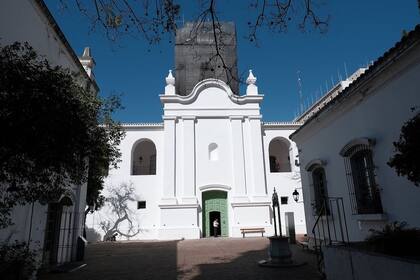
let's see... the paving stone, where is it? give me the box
[40,237,321,280]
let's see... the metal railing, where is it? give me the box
[311,197,349,278]
[132,164,156,175]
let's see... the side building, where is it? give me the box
[290,25,420,244]
[0,0,97,266]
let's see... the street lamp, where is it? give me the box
[292,188,303,203]
[292,189,299,202]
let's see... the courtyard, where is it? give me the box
[40,238,320,280]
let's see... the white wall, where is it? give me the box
[0,0,91,264]
[90,79,307,240]
[323,246,420,280]
[263,126,307,235]
[292,43,420,241]
[87,127,164,240]
[0,0,80,72]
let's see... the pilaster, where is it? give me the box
[181,116,197,204]
[229,116,248,202]
[161,116,177,204]
[248,115,268,198]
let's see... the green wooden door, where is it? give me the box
[202,191,228,237]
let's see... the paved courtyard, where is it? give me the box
[41,237,320,280]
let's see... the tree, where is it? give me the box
[0,42,124,228]
[58,0,329,85]
[61,0,329,43]
[388,108,420,186]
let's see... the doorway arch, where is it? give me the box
[202,191,228,237]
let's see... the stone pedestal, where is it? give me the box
[259,236,306,267]
[268,236,292,264]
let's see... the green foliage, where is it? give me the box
[0,241,38,279]
[366,221,420,258]
[388,111,420,186]
[0,42,124,227]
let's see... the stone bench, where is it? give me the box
[240,227,265,238]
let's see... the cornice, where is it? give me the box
[160,79,263,105]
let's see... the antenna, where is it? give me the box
[337,68,342,82]
[297,71,304,114]
[344,62,349,78]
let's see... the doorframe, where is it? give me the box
[200,186,230,238]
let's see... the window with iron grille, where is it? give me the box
[342,143,383,214]
[311,166,330,215]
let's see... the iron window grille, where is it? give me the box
[310,166,330,216]
[132,154,156,175]
[342,144,383,214]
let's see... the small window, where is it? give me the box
[280,196,288,205]
[209,143,218,161]
[137,201,146,209]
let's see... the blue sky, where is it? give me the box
[45,0,419,123]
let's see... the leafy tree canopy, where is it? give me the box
[388,110,420,186]
[0,42,124,227]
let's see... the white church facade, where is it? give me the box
[88,71,307,240]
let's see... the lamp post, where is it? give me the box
[272,188,282,236]
[259,188,305,267]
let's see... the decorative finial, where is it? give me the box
[246,69,257,85]
[165,70,175,86]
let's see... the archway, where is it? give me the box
[202,191,228,237]
[268,137,291,172]
[131,139,156,175]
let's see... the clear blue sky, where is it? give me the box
[45,0,419,123]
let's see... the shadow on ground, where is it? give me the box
[177,240,320,280]
[40,240,180,280]
[40,238,320,280]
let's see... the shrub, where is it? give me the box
[366,221,420,258]
[0,241,38,280]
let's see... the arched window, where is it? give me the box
[311,167,329,215]
[269,138,291,172]
[132,139,156,175]
[209,143,218,161]
[341,139,382,214]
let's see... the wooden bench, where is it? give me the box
[240,227,265,238]
[298,240,309,250]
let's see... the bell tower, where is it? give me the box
[174,22,239,95]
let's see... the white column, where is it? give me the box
[229,116,248,202]
[249,115,268,199]
[161,116,177,204]
[182,116,197,204]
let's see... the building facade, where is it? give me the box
[0,0,96,266]
[290,25,420,243]
[88,71,306,240]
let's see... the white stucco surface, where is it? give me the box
[88,77,307,240]
[291,37,420,242]
[0,0,93,265]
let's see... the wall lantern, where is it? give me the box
[292,189,300,203]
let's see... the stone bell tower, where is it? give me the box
[174,22,239,95]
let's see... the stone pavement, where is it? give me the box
[40,237,321,280]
